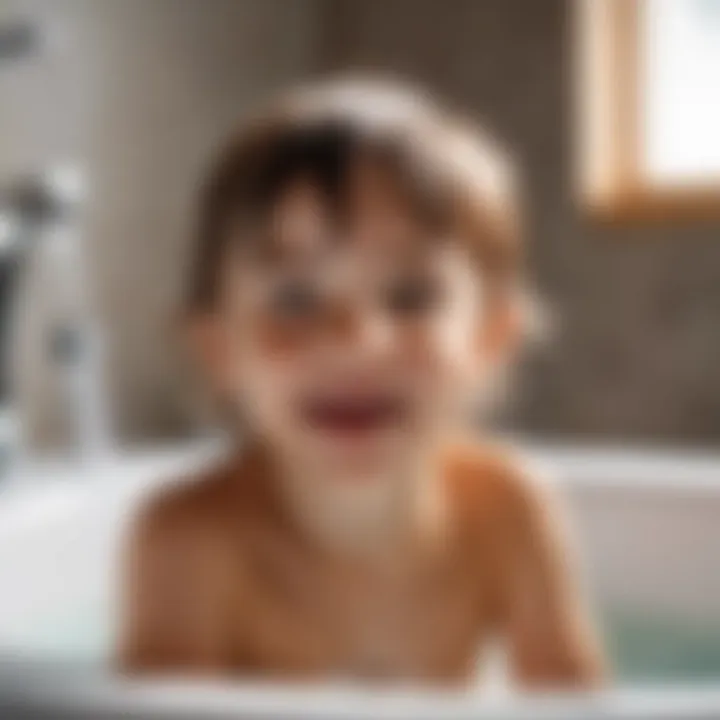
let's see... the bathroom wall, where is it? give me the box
[1,0,324,447]
[4,0,720,448]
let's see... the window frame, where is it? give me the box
[575,0,720,223]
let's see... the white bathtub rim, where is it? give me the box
[2,436,720,542]
[3,671,720,720]
[3,436,720,494]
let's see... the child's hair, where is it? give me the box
[186,78,523,315]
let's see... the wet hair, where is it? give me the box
[186,78,522,314]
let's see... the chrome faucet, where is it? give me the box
[0,166,113,463]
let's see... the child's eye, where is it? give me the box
[268,279,322,319]
[384,275,440,316]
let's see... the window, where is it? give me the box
[577,0,720,221]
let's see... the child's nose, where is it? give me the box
[324,301,394,355]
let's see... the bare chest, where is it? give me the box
[233,528,489,682]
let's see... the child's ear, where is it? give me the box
[185,313,234,394]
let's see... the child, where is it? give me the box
[118,80,604,687]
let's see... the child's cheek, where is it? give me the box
[399,324,443,371]
[399,317,476,376]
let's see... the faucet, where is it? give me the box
[0,166,114,464]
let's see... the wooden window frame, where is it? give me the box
[576,0,720,223]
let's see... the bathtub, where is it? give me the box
[0,439,719,718]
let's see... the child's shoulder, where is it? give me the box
[117,456,260,669]
[128,449,264,550]
[441,437,555,530]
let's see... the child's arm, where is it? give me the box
[116,480,233,674]
[497,462,606,688]
[116,498,184,672]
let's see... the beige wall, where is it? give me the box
[2,0,323,447]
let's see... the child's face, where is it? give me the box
[210,167,501,479]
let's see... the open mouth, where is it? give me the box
[301,393,406,435]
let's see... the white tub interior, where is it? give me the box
[0,444,219,665]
